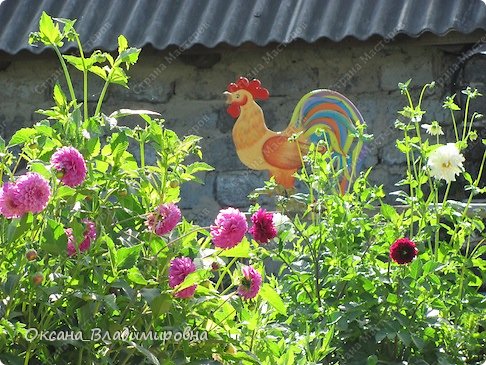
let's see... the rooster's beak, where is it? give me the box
[223,91,232,105]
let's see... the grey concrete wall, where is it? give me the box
[0,39,484,223]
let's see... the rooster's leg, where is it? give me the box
[269,169,296,189]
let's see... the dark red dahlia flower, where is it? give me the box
[389,238,418,264]
[249,208,277,244]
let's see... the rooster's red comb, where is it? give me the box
[227,77,269,100]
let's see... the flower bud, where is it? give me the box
[25,249,38,261]
[169,180,179,188]
[32,272,44,285]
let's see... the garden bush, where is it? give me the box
[0,13,485,365]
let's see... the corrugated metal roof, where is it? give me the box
[0,0,485,55]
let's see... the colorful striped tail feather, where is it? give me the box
[289,90,366,192]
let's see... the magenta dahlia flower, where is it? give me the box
[66,220,97,257]
[51,146,87,187]
[390,238,418,264]
[210,207,248,249]
[0,182,25,218]
[237,265,262,300]
[249,208,277,244]
[146,203,181,236]
[14,173,51,214]
[168,257,197,298]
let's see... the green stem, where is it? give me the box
[74,34,88,122]
[77,349,83,365]
[159,129,169,204]
[94,76,111,116]
[450,109,459,142]
[433,182,440,261]
[295,140,316,223]
[417,83,432,109]
[276,251,313,302]
[451,149,486,251]
[346,132,364,194]
[140,134,146,169]
[152,226,210,259]
[462,95,471,141]
[53,46,77,105]
[215,256,238,291]
[24,343,33,365]
[404,130,414,238]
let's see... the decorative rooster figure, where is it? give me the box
[224,77,365,193]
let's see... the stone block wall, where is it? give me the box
[0,39,484,222]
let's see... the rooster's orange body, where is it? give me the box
[225,77,365,192]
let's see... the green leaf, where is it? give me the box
[29,162,51,179]
[409,257,422,279]
[8,128,36,147]
[396,139,410,154]
[6,215,32,242]
[63,55,85,72]
[89,65,107,80]
[380,204,399,223]
[397,331,412,346]
[109,67,129,87]
[86,137,101,158]
[41,219,68,255]
[128,341,159,365]
[118,35,128,53]
[219,237,250,258]
[116,244,142,269]
[375,329,387,342]
[260,283,287,315]
[150,294,172,318]
[127,267,148,285]
[39,12,63,46]
[53,83,66,107]
[53,17,77,40]
[398,79,411,94]
[177,270,207,291]
[103,294,118,311]
[140,289,172,317]
[118,48,140,66]
[175,269,209,291]
[109,109,160,119]
[4,274,20,296]
[411,334,425,349]
[386,293,398,304]
[185,162,214,175]
[422,261,438,275]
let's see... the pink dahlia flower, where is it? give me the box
[168,257,197,298]
[0,182,25,218]
[14,173,51,214]
[210,207,248,249]
[66,228,76,257]
[146,203,181,236]
[51,147,87,187]
[237,265,262,300]
[249,208,277,244]
[389,237,418,265]
[66,220,97,257]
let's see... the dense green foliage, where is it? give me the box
[0,13,484,365]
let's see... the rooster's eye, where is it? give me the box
[236,95,240,99]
